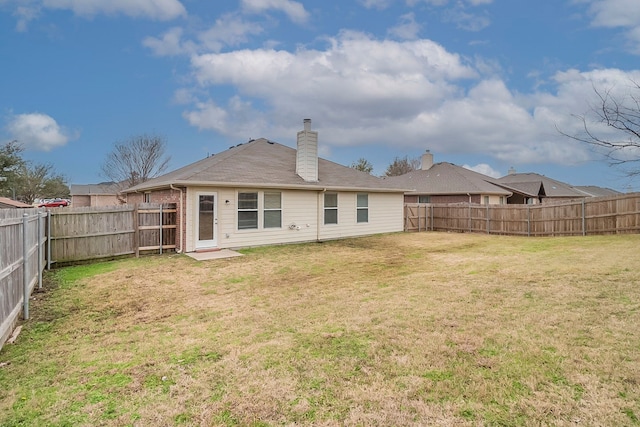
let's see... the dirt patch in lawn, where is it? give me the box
[1,232,640,426]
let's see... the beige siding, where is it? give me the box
[184,187,403,251]
[318,192,404,241]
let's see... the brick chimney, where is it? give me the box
[296,119,318,182]
[421,150,433,170]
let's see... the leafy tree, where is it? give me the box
[560,81,640,177]
[15,163,69,205]
[350,158,374,174]
[0,140,25,197]
[383,155,420,177]
[101,134,171,192]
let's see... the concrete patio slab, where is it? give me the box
[185,249,244,261]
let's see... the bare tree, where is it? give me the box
[102,134,171,193]
[384,155,420,177]
[350,158,374,174]
[560,81,640,177]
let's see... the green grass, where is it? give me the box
[1,233,640,426]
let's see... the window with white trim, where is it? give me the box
[418,195,431,203]
[238,192,258,229]
[357,193,368,223]
[264,192,282,228]
[324,193,338,225]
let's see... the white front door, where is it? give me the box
[196,193,217,249]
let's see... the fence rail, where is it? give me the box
[0,203,177,351]
[405,193,640,236]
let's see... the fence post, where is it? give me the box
[582,198,586,236]
[486,204,490,234]
[37,210,42,289]
[527,205,530,237]
[22,213,29,320]
[431,205,434,231]
[134,204,140,258]
[47,210,52,270]
[159,204,164,255]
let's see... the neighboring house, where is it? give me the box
[384,151,534,205]
[574,185,621,198]
[495,171,616,204]
[70,182,122,207]
[0,197,32,209]
[123,119,409,253]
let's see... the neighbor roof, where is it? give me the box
[0,197,32,208]
[574,186,621,197]
[383,162,512,196]
[497,173,584,198]
[70,182,120,196]
[124,138,410,193]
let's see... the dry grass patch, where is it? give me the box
[1,232,640,426]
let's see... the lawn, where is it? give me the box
[1,232,639,426]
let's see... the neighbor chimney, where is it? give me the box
[421,149,434,170]
[508,166,516,175]
[296,119,318,182]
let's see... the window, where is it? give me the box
[324,193,338,225]
[143,192,151,203]
[357,193,368,223]
[264,192,282,228]
[238,192,258,229]
[418,195,431,204]
[484,195,489,205]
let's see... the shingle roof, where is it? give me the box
[574,186,621,197]
[124,138,409,193]
[0,197,32,208]
[383,162,512,196]
[70,182,120,195]
[497,173,584,198]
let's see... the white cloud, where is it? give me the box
[42,0,186,20]
[6,113,74,151]
[143,27,191,56]
[241,0,309,24]
[179,29,640,168]
[582,0,640,53]
[463,163,502,178]
[4,0,186,29]
[388,13,421,40]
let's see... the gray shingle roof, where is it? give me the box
[125,138,409,193]
[70,182,120,195]
[497,173,584,198]
[574,186,621,197]
[383,162,512,196]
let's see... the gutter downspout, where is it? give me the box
[170,184,183,253]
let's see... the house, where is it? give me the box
[383,150,536,205]
[574,185,621,198]
[0,197,32,209]
[70,182,122,207]
[495,170,620,204]
[124,119,409,253]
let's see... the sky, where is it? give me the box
[2,0,640,192]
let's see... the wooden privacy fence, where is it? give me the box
[48,203,177,264]
[0,208,47,351]
[405,193,640,236]
[0,203,176,351]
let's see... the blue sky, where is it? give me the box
[2,0,640,192]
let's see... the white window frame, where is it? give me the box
[356,193,368,223]
[324,193,338,225]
